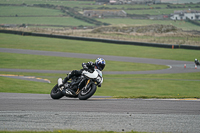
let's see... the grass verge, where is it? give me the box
[0,33,199,61]
[0,52,168,71]
[0,71,199,99]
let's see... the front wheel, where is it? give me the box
[78,83,97,100]
[50,84,64,99]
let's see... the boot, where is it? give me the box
[61,73,77,96]
[58,74,70,92]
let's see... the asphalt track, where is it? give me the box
[0,93,200,132]
[0,48,200,132]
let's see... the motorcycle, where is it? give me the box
[50,69,103,100]
[195,59,200,66]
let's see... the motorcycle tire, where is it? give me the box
[50,84,64,99]
[78,83,97,100]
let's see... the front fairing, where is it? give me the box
[82,69,103,84]
[82,70,98,79]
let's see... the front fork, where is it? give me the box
[76,79,91,95]
[84,79,91,89]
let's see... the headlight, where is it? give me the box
[96,76,102,84]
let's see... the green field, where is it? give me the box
[0,6,65,16]
[0,0,95,7]
[1,5,199,30]
[0,17,94,26]
[0,0,199,9]
[125,8,200,15]
[1,33,199,61]
[0,33,200,98]
[0,5,94,26]
[0,0,200,29]
[97,18,200,31]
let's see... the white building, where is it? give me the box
[170,10,200,20]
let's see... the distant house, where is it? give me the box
[83,10,127,18]
[170,10,200,20]
[110,0,117,5]
[123,0,161,4]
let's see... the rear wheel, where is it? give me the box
[78,83,97,100]
[50,84,64,99]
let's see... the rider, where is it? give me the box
[59,58,106,96]
[194,59,200,66]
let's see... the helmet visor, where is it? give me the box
[98,63,105,71]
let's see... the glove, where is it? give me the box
[87,61,94,66]
[82,63,88,69]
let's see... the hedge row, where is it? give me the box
[186,18,200,26]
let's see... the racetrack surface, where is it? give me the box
[0,93,200,132]
[0,48,200,132]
